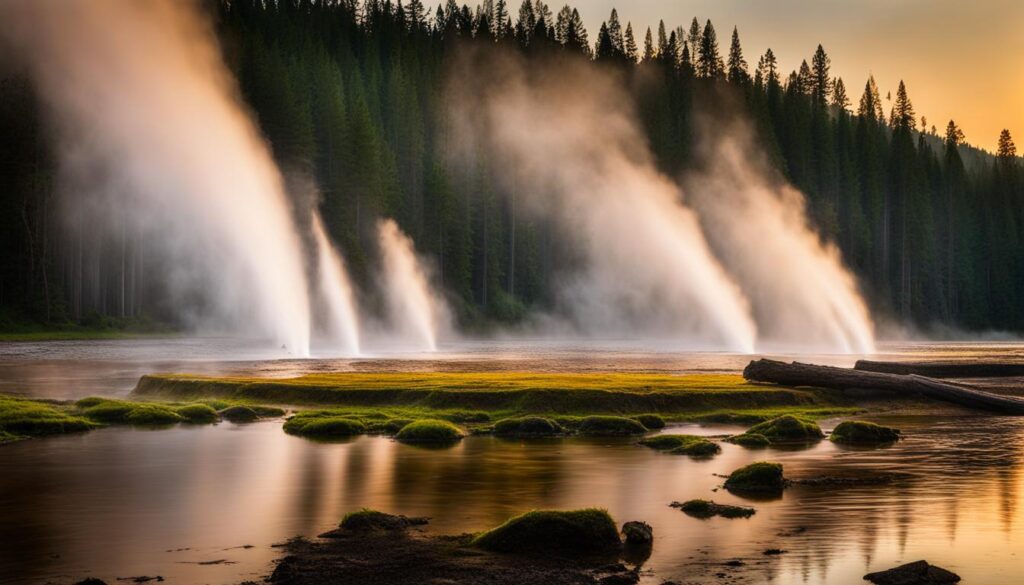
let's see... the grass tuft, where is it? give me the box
[288,416,366,438]
[724,433,771,447]
[0,395,97,438]
[639,434,720,457]
[471,509,620,554]
[219,405,260,423]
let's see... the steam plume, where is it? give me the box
[311,212,361,355]
[0,0,313,354]
[449,52,758,351]
[685,128,876,353]
[376,219,450,351]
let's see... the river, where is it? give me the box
[1,338,1022,584]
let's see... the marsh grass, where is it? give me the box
[745,415,824,442]
[0,395,97,438]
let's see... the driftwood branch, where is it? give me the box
[743,358,1024,415]
[855,360,1024,378]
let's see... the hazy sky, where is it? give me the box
[571,0,1022,152]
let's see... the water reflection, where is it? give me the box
[1,416,1023,584]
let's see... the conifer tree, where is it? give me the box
[697,19,723,79]
[624,23,639,63]
[810,44,831,108]
[642,27,655,62]
[832,77,850,110]
[890,80,915,130]
[726,26,748,84]
[687,17,701,61]
[606,9,624,55]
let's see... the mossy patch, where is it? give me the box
[287,416,366,438]
[578,416,647,437]
[219,405,260,423]
[395,419,465,444]
[82,401,136,423]
[724,433,771,448]
[634,414,665,430]
[639,434,720,456]
[746,415,824,442]
[176,403,219,424]
[672,499,755,519]
[493,416,565,438]
[472,509,620,555]
[0,395,96,439]
[724,462,786,493]
[124,405,184,425]
[830,420,901,444]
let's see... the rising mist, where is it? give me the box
[448,50,874,353]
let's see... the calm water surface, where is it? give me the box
[1,339,1023,584]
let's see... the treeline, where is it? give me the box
[0,0,1021,332]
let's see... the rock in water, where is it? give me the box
[863,560,961,584]
[620,521,653,544]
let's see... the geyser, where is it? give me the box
[449,52,758,352]
[311,211,361,355]
[685,127,875,353]
[448,50,875,353]
[376,219,449,352]
[0,0,313,355]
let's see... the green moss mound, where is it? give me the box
[395,419,465,444]
[725,433,771,447]
[249,405,286,418]
[578,416,647,437]
[196,399,231,411]
[175,404,219,424]
[724,462,786,493]
[634,414,666,430]
[830,420,901,444]
[472,509,621,554]
[0,395,97,437]
[639,434,720,456]
[124,405,184,425]
[366,418,413,434]
[74,396,109,409]
[339,509,428,531]
[672,499,756,519]
[291,416,366,438]
[441,411,490,423]
[493,416,565,437]
[82,401,135,423]
[219,405,259,423]
[746,415,824,442]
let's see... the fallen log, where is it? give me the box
[743,359,1024,415]
[855,359,1024,378]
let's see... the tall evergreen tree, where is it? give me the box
[697,20,723,79]
[726,26,748,84]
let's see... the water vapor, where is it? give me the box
[311,212,361,355]
[684,126,875,353]
[376,219,450,352]
[448,50,875,353]
[0,0,313,355]
[449,52,757,352]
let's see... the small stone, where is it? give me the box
[621,521,653,545]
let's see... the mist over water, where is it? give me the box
[448,51,875,353]
[376,219,450,352]
[0,0,314,355]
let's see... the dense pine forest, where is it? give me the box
[1,0,1021,334]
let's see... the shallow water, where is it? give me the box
[2,339,1024,584]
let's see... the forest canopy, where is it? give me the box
[0,0,1021,334]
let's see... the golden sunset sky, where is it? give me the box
[576,0,1023,152]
